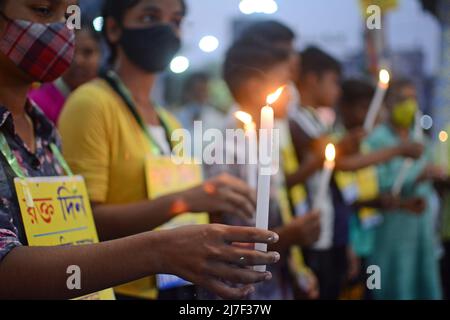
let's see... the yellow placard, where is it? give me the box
[335,167,379,202]
[355,166,379,201]
[335,171,357,191]
[145,156,209,230]
[14,176,115,300]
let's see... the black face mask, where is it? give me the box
[119,24,181,73]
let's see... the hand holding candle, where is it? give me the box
[254,87,284,272]
[313,143,336,211]
[363,69,391,132]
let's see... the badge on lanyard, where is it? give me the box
[0,133,115,300]
[355,167,383,229]
[337,165,383,229]
[15,176,116,300]
[291,185,309,217]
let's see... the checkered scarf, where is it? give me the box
[0,15,75,83]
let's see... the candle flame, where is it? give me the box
[235,111,253,125]
[266,86,285,105]
[246,122,256,131]
[325,143,336,162]
[439,131,448,143]
[235,111,256,132]
[379,69,390,86]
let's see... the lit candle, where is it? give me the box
[313,143,336,211]
[254,87,284,272]
[235,111,258,190]
[439,130,449,174]
[363,69,391,132]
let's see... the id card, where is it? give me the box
[15,176,115,300]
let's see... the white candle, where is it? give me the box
[439,130,449,173]
[254,87,283,272]
[313,143,336,210]
[364,69,391,132]
[391,159,413,197]
[235,111,258,189]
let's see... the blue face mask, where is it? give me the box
[120,24,181,73]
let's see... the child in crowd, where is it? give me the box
[288,46,353,299]
[337,79,429,298]
[206,40,321,300]
[364,79,443,299]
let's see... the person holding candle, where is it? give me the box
[236,20,316,239]
[58,0,270,300]
[288,46,363,299]
[288,48,402,299]
[337,79,428,211]
[237,25,332,299]
[364,79,443,299]
[205,41,322,300]
[336,79,431,298]
[0,0,282,300]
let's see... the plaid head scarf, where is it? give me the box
[0,12,75,83]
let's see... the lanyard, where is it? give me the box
[101,70,173,156]
[0,132,73,178]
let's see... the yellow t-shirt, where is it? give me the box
[59,79,153,204]
[59,79,177,299]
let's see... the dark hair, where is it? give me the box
[238,20,295,47]
[79,20,102,43]
[300,46,341,79]
[101,0,187,65]
[340,79,375,109]
[223,41,290,103]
